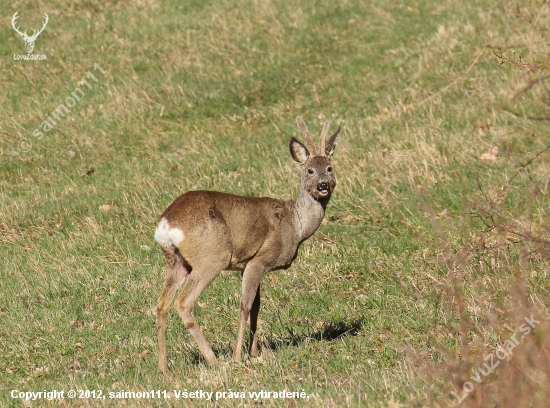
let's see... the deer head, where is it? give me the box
[290,116,340,201]
[12,11,49,54]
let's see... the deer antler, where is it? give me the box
[28,14,48,40]
[296,116,317,154]
[319,121,330,156]
[11,11,27,38]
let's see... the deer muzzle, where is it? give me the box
[317,182,329,196]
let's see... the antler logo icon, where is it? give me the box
[11,11,49,54]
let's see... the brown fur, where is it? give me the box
[155,116,341,372]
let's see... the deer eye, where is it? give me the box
[327,166,332,172]
[307,169,314,174]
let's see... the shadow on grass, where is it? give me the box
[264,318,365,351]
[173,318,365,366]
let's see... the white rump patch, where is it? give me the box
[154,217,184,248]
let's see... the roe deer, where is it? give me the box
[154,116,340,372]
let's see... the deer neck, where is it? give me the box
[292,182,328,241]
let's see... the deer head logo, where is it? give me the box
[11,11,49,54]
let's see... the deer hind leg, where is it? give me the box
[248,283,261,357]
[233,262,264,362]
[156,247,190,375]
[174,257,228,366]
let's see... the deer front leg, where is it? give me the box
[233,263,264,362]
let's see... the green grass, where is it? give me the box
[2,0,550,406]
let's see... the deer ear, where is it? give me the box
[289,137,309,164]
[324,127,340,156]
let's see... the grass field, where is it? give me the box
[2,0,550,406]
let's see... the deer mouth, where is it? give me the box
[317,186,330,196]
[316,181,330,197]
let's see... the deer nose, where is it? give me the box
[318,182,329,191]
